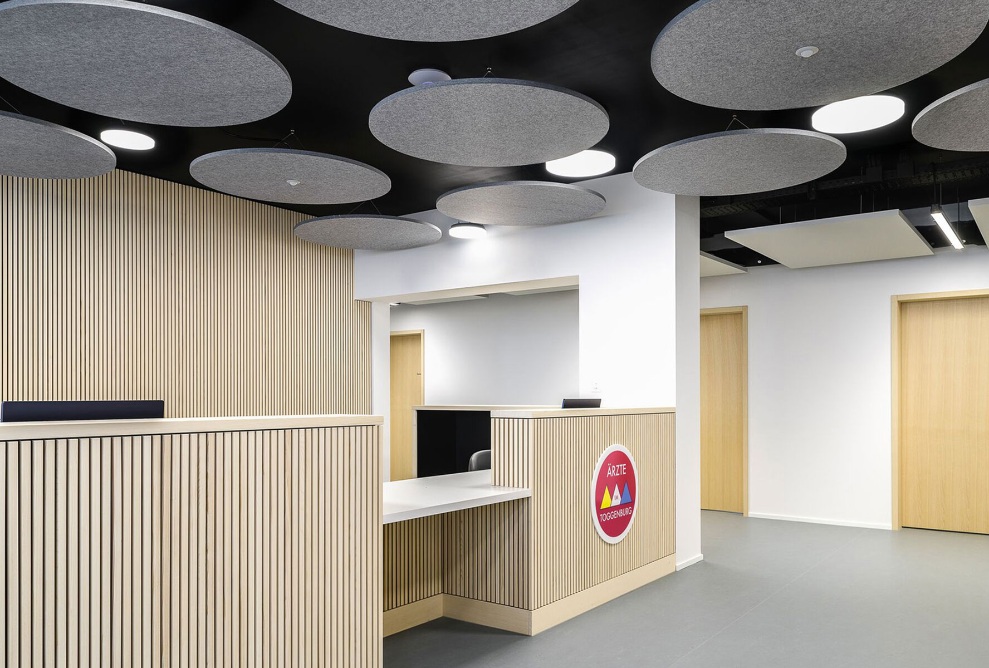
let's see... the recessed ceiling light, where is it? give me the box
[286,179,301,186]
[449,221,487,239]
[408,68,451,86]
[811,95,905,134]
[100,128,155,151]
[545,149,616,178]
[795,46,819,59]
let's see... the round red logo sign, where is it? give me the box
[590,444,638,544]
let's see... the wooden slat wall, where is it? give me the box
[383,411,675,619]
[493,413,676,610]
[491,419,533,489]
[0,169,371,417]
[0,425,382,667]
[443,500,530,609]
[383,517,442,611]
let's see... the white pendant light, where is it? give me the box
[811,95,905,134]
[100,128,155,151]
[449,221,487,239]
[930,205,964,250]
[546,149,615,178]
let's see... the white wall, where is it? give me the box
[356,173,682,408]
[701,247,989,529]
[675,196,702,567]
[391,291,579,405]
[355,173,703,565]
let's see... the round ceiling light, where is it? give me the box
[408,68,451,86]
[448,222,487,240]
[100,128,155,151]
[812,95,905,134]
[545,149,616,178]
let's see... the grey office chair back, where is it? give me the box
[468,449,492,472]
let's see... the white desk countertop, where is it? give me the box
[383,470,531,525]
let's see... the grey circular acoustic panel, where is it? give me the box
[0,111,116,179]
[294,215,442,251]
[369,78,609,167]
[190,149,390,205]
[0,0,292,127]
[633,129,846,197]
[437,181,606,226]
[273,0,580,42]
[651,0,989,110]
[913,78,989,152]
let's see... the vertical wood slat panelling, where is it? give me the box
[384,411,675,621]
[383,517,443,611]
[525,414,675,609]
[0,424,382,667]
[443,500,530,609]
[0,169,371,418]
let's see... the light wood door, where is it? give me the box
[900,296,989,534]
[700,309,747,513]
[390,332,424,481]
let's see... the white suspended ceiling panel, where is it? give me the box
[700,252,747,277]
[967,197,989,244]
[724,210,933,269]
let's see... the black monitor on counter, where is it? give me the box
[561,398,602,409]
[0,400,165,423]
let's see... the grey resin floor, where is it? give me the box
[385,511,989,667]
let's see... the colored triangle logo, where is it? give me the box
[601,486,612,509]
[613,485,622,505]
[621,483,631,505]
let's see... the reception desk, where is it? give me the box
[0,414,382,667]
[384,407,676,637]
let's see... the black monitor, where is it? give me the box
[561,398,602,409]
[0,400,165,423]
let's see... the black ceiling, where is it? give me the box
[2,0,988,266]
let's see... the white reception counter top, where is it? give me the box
[383,470,531,524]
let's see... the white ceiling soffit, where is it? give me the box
[402,295,489,306]
[503,285,579,296]
[966,198,989,244]
[700,252,747,278]
[373,276,579,305]
[650,0,989,110]
[724,210,934,269]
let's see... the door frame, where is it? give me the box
[390,329,425,480]
[700,306,750,516]
[890,288,989,530]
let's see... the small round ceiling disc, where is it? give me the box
[651,0,989,110]
[294,215,442,251]
[437,181,606,226]
[0,0,292,127]
[913,78,989,151]
[0,110,116,179]
[272,0,580,42]
[190,148,391,205]
[369,78,609,167]
[633,128,846,197]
